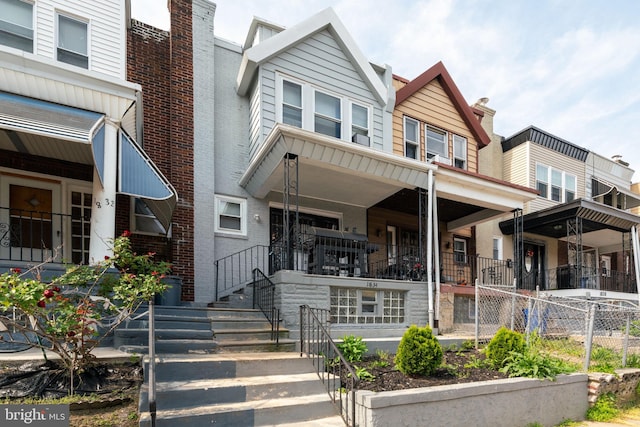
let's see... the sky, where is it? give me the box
[131,0,640,180]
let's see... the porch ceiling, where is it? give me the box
[239,124,435,207]
[0,128,94,164]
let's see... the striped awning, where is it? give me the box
[592,177,640,209]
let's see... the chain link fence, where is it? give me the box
[475,283,640,370]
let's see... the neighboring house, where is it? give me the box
[126,2,536,336]
[0,0,176,278]
[477,119,640,302]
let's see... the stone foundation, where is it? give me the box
[588,368,640,405]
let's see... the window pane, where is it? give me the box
[551,186,561,202]
[405,119,417,142]
[59,15,87,55]
[283,81,301,107]
[220,200,240,216]
[536,165,548,182]
[352,104,368,128]
[315,115,341,138]
[565,175,576,192]
[283,105,302,127]
[220,216,241,230]
[315,92,340,119]
[0,0,33,52]
[405,142,417,159]
[551,169,562,186]
[426,126,447,157]
[537,182,548,198]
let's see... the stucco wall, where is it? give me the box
[356,374,588,427]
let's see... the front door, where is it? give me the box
[0,176,62,262]
[522,242,545,290]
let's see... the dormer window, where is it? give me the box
[314,91,341,138]
[0,0,33,53]
[57,13,88,69]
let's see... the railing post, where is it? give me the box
[623,311,630,367]
[148,298,157,427]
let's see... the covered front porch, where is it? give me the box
[0,51,176,273]
[228,123,536,333]
[499,198,640,302]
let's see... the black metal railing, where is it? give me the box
[214,245,270,300]
[252,268,280,343]
[300,305,358,427]
[544,265,637,293]
[0,207,79,263]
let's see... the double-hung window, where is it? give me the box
[404,117,419,160]
[536,164,549,198]
[453,134,467,169]
[214,195,246,236]
[565,174,576,202]
[0,0,33,52]
[282,80,302,128]
[551,169,562,202]
[454,237,467,264]
[314,91,341,138]
[426,125,448,160]
[351,103,369,146]
[57,14,88,68]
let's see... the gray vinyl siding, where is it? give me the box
[258,29,385,151]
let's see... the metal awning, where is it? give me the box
[592,177,640,209]
[499,198,640,238]
[119,132,177,231]
[0,91,177,232]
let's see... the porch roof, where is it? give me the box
[499,198,640,247]
[239,124,537,230]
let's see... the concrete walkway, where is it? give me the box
[0,346,132,363]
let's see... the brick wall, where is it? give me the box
[126,0,195,301]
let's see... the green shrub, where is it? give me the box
[337,335,367,363]
[395,325,443,376]
[586,393,619,422]
[501,349,576,380]
[485,327,526,368]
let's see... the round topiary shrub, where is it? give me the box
[485,326,526,368]
[395,325,443,376]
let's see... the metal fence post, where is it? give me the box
[148,298,156,427]
[623,312,630,367]
[474,278,479,350]
[510,278,516,331]
[584,304,596,371]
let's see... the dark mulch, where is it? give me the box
[354,349,509,392]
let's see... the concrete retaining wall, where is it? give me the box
[355,373,588,427]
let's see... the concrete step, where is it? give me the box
[139,392,337,427]
[143,353,315,381]
[214,328,289,341]
[114,329,213,348]
[211,319,273,329]
[124,318,212,330]
[118,339,217,355]
[206,307,267,320]
[217,338,297,352]
[138,372,327,411]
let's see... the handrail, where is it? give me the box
[214,245,270,301]
[300,304,358,427]
[252,268,280,343]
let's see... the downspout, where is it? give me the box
[427,169,434,328]
[432,184,441,327]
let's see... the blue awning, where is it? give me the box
[0,91,177,232]
[119,132,177,231]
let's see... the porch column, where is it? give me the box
[632,227,640,304]
[89,120,118,263]
[427,169,434,328]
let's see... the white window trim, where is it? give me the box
[403,116,419,159]
[492,236,503,260]
[214,194,247,236]
[359,289,379,316]
[454,237,467,263]
[349,101,370,139]
[55,10,89,68]
[129,198,171,237]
